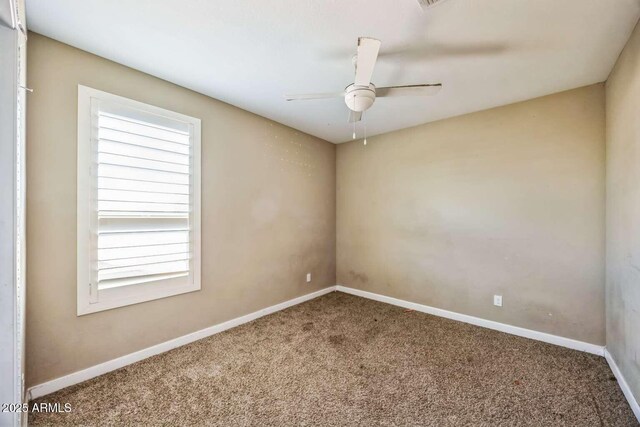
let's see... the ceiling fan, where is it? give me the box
[284,37,442,142]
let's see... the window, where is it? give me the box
[77,86,201,315]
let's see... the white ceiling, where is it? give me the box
[26,0,640,143]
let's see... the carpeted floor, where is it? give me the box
[30,292,638,426]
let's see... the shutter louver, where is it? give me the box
[95,111,193,290]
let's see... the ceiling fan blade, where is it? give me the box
[379,43,507,62]
[416,0,452,9]
[348,110,363,123]
[284,92,344,101]
[376,84,442,97]
[321,42,508,63]
[354,37,381,87]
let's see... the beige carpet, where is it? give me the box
[30,292,638,426]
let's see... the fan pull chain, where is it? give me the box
[352,94,357,139]
[363,112,367,146]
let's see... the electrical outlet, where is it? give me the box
[493,295,503,307]
[306,273,311,283]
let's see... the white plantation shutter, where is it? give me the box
[78,86,201,315]
[96,112,192,289]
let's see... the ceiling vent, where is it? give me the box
[417,0,451,9]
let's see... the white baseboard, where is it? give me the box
[28,286,337,399]
[336,285,605,356]
[604,349,640,422]
[29,284,638,420]
[26,285,611,395]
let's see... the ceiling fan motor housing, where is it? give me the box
[345,84,376,112]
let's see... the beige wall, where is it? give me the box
[337,84,606,345]
[26,33,336,387]
[606,20,640,403]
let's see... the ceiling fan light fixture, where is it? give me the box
[344,84,376,113]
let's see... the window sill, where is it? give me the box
[77,281,200,316]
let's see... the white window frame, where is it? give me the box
[77,85,201,316]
